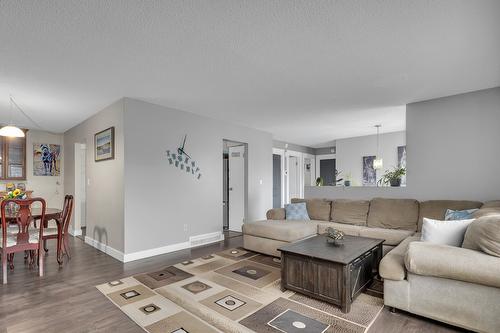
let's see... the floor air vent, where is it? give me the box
[189,232,224,247]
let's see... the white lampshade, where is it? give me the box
[373,158,383,170]
[0,125,25,138]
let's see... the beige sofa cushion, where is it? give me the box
[367,198,419,231]
[417,200,483,231]
[242,220,317,242]
[405,241,500,289]
[379,235,421,281]
[472,207,500,218]
[331,199,369,226]
[358,227,415,246]
[291,198,331,221]
[481,200,500,208]
[462,216,500,257]
[317,221,361,236]
[266,208,285,220]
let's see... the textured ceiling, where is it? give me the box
[0,1,499,146]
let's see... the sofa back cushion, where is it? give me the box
[291,198,331,221]
[418,200,483,231]
[462,215,500,257]
[367,198,419,231]
[331,199,369,225]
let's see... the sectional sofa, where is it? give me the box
[242,197,500,333]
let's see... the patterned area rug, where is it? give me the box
[97,248,384,333]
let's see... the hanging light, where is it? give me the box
[0,125,25,137]
[373,124,383,170]
[0,96,29,138]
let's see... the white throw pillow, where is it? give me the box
[421,217,475,247]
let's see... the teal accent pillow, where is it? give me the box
[285,202,310,221]
[445,208,479,221]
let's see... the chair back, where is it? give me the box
[1,198,46,249]
[61,195,74,236]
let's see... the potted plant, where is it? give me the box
[378,166,406,187]
[315,177,324,186]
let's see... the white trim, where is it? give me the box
[123,241,191,263]
[272,148,286,207]
[84,231,225,263]
[302,152,316,187]
[285,150,303,202]
[85,236,124,262]
[69,228,82,237]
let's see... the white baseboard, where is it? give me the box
[69,228,82,237]
[84,231,225,263]
[123,241,191,263]
[84,236,124,262]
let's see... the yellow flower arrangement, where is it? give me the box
[2,188,27,200]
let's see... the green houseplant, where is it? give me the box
[378,166,406,187]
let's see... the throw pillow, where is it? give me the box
[462,216,500,257]
[285,202,310,221]
[445,208,479,220]
[421,217,475,247]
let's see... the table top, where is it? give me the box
[1,208,62,218]
[278,235,384,264]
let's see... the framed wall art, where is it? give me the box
[95,127,115,162]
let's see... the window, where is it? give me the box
[0,133,27,180]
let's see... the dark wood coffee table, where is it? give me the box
[278,234,384,313]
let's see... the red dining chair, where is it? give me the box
[41,195,74,264]
[1,198,46,284]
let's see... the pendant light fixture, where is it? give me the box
[373,124,383,170]
[0,95,39,138]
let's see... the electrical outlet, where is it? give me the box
[183,224,188,232]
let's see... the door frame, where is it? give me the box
[302,153,316,187]
[286,151,303,202]
[223,139,248,229]
[272,148,286,208]
[316,153,337,186]
[72,143,86,237]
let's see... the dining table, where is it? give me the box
[1,207,64,263]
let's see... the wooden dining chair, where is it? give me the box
[41,195,74,265]
[1,198,46,284]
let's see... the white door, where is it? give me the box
[288,156,300,200]
[229,145,245,232]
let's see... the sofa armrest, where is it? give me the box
[379,235,421,281]
[266,208,285,220]
[405,241,500,289]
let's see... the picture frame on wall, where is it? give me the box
[362,155,376,186]
[95,127,115,162]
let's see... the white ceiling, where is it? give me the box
[0,1,499,146]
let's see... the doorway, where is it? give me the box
[73,143,87,238]
[222,140,248,234]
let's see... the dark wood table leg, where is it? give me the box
[341,264,351,313]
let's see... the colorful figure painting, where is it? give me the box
[33,144,61,176]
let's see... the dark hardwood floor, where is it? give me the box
[0,235,466,333]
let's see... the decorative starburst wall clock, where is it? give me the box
[165,134,202,180]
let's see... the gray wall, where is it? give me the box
[306,87,500,202]
[64,99,125,251]
[123,99,272,254]
[273,140,315,155]
[314,146,336,155]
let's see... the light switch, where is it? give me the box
[259,179,263,185]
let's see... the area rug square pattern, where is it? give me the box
[97,248,384,333]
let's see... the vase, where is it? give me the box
[390,178,401,187]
